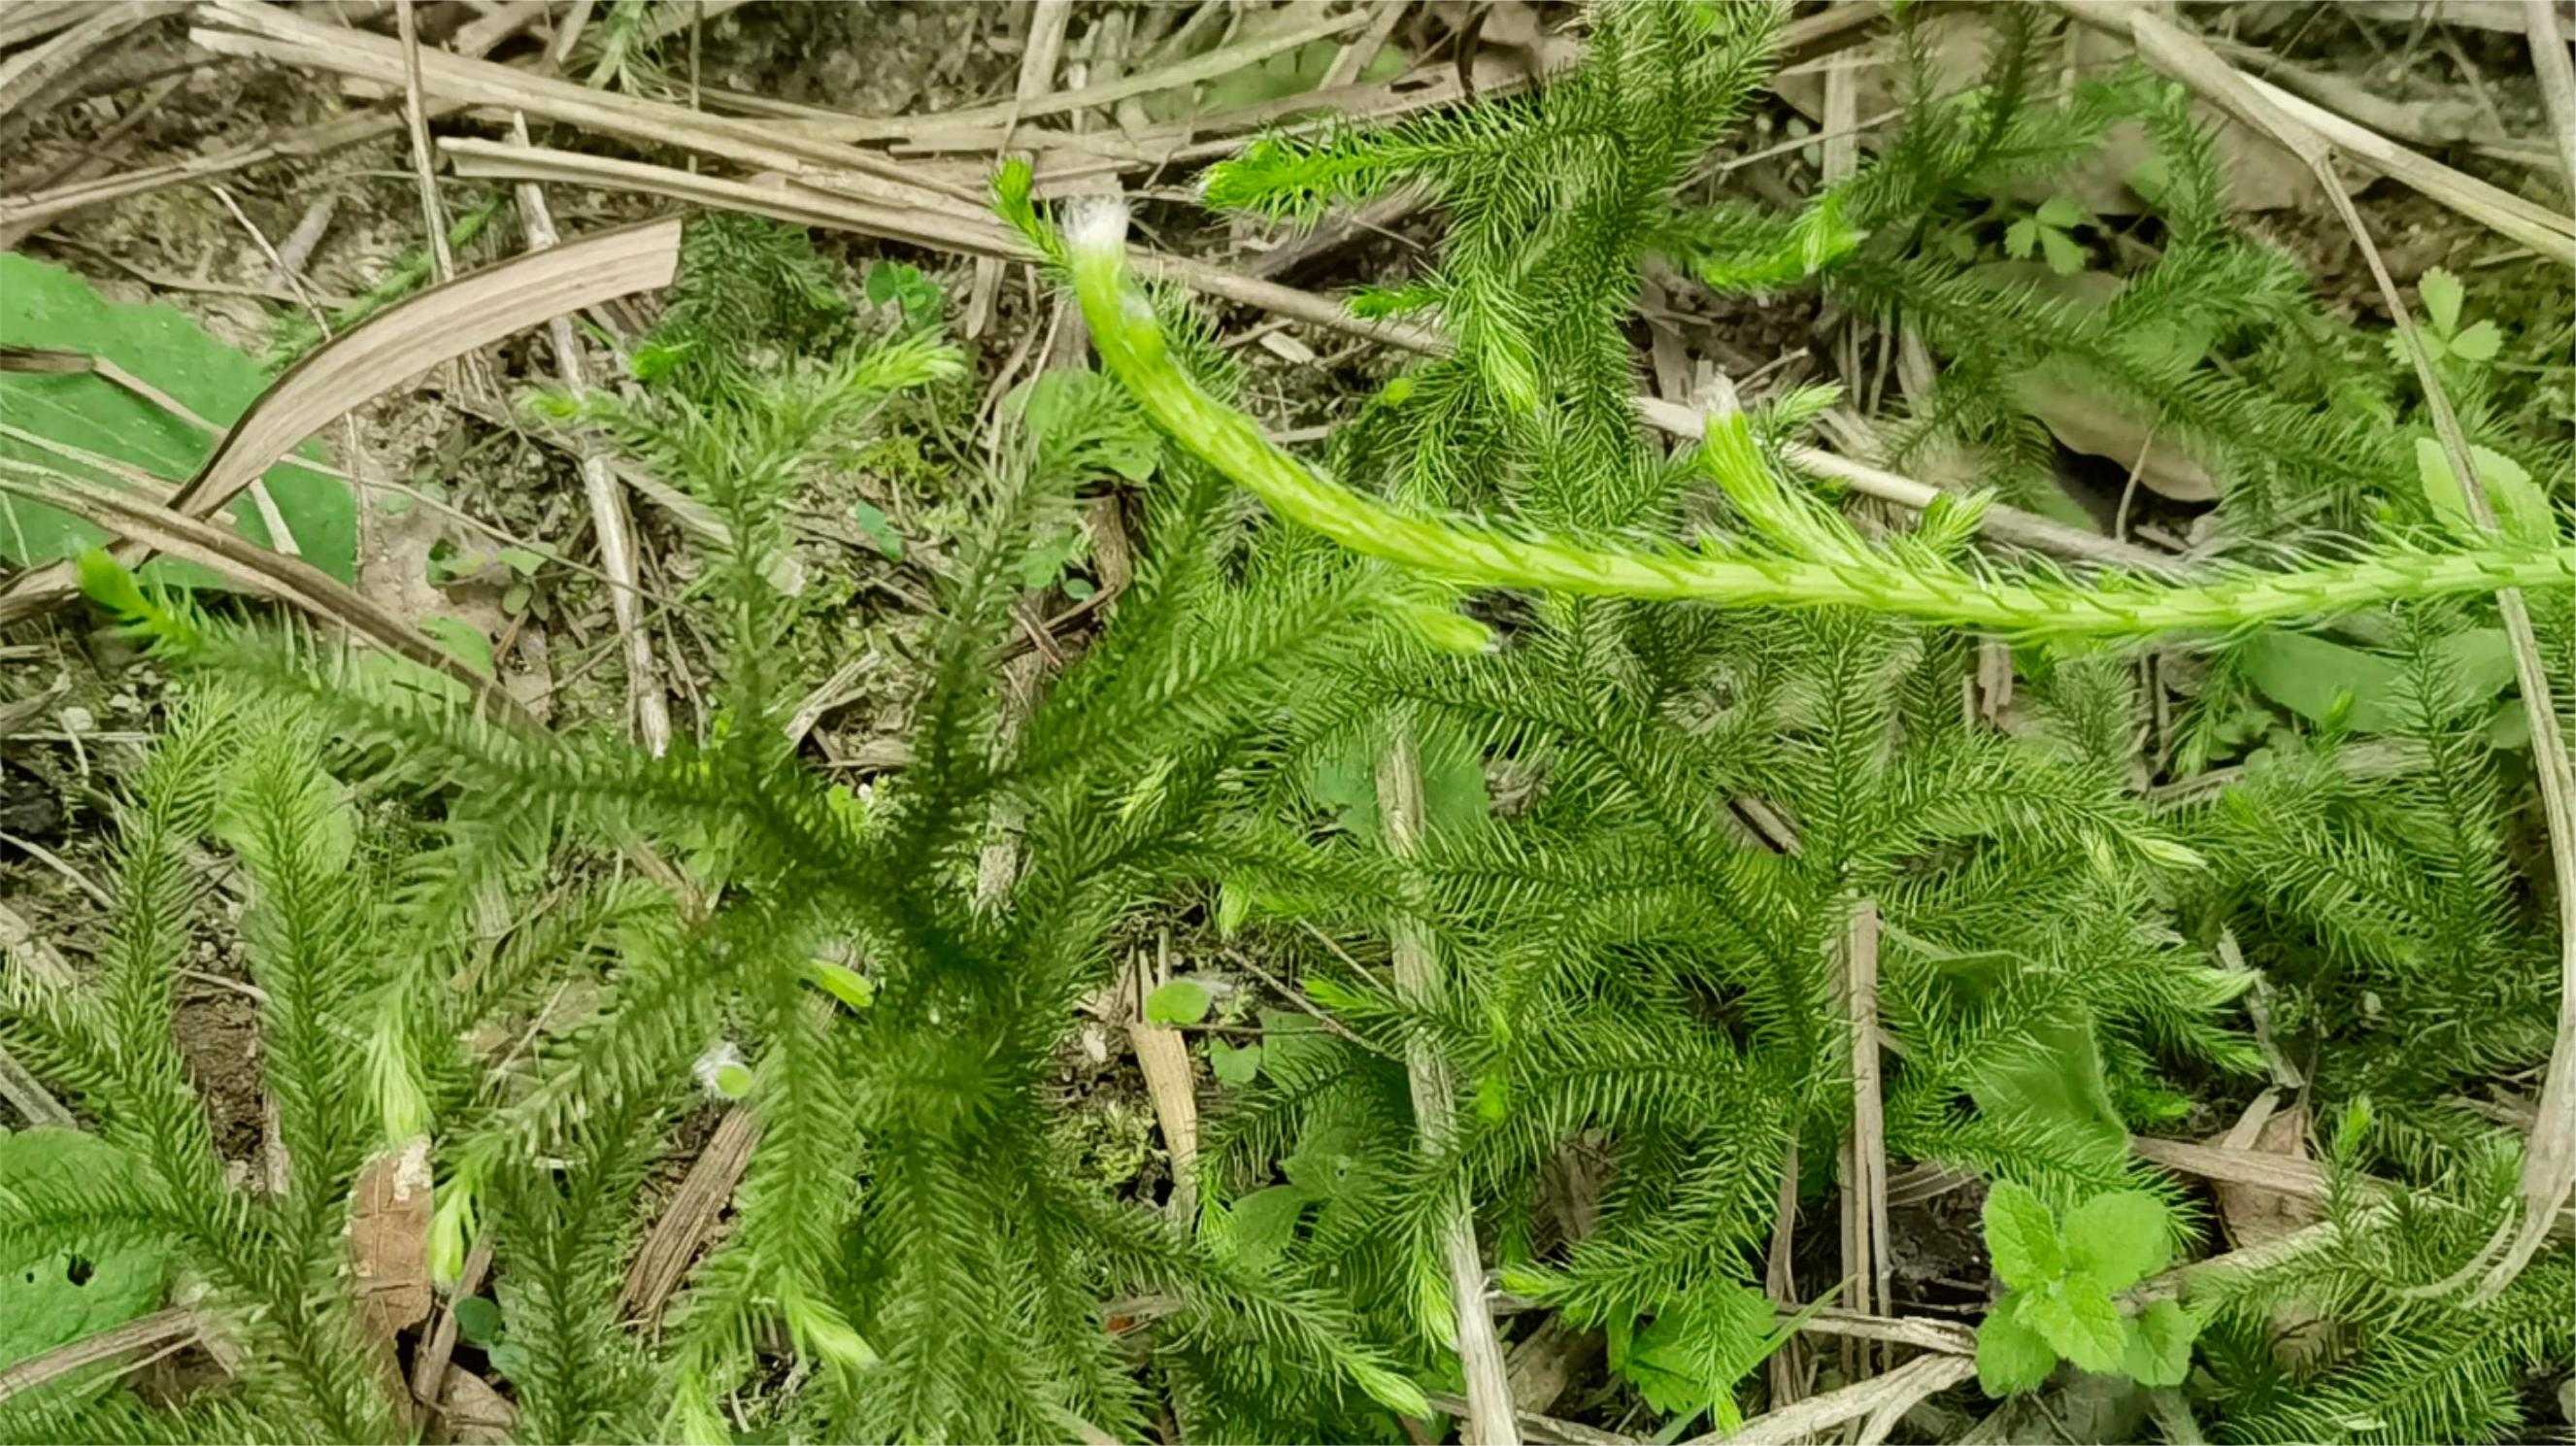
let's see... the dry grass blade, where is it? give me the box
[2133,1134,2576,1241]
[0,1306,199,1405]
[0,0,176,124]
[0,3,541,235]
[506,118,670,756]
[2097,3,2576,1296]
[0,215,681,626]
[1685,1353,1977,1446]
[0,1037,74,1128]
[621,1105,760,1326]
[1379,734,1518,1446]
[2531,0,2576,193]
[442,141,2144,580]
[800,7,1370,146]
[1775,1306,1975,1358]
[190,0,983,211]
[0,468,536,726]
[2061,2,2574,265]
[438,137,1446,354]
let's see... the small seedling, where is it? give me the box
[1975,1181,2199,1396]
[852,500,904,560]
[865,261,946,330]
[2004,197,2092,276]
[2392,267,2500,368]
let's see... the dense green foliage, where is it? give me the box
[2,4,2567,1444]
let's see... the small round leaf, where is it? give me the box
[1145,979,1211,1026]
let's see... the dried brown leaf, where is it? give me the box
[351,1137,435,1345]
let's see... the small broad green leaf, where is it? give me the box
[2061,1191,2171,1291]
[2038,226,2087,276]
[1982,1181,2065,1292]
[502,582,533,616]
[1208,1037,1262,1087]
[1260,1008,1333,1072]
[2444,319,2500,362]
[0,1130,168,1381]
[1018,527,1086,590]
[2024,1279,2127,1373]
[2418,267,2465,337]
[1345,1359,1431,1422]
[1976,1295,2059,1396]
[486,1340,530,1383]
[801,958,877,1011]
[2127,154,2173,204]
[2004,218,2039,260]
[495,547,545,576]
[2415,437,2556,547]
[0,254,354,584]
[1223,1185,1319,1269]
[2122,1299,2198,1388]
[452,1295,505,1347]
[418,617,495,681]
[1145,979,1211,1026]
[1061,576,1095,600]
[712,1062,753,1098]
[1617,1279,1778,1425]
[851,501,903,560]
[2036,196,2087,228]
[2241,630,2403,733]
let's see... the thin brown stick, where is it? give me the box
[191,0,983,210]
[0,468,539,724]
[506,116,669,756]
[391,0,453,285]
[0,215,682,626]
[2527,0,2576,201]
[790,7,1369,146]
[1836,900,1890,1383]
[407,1235,492,1415]
[0,1307,198,1404]
[1683,1354,1977,1446]
[1379,732,1519,1446]
[622,1105,760,1326]
[1762,1135,1805,1409]
[1126,934,1201,1223]
[2101,4,2576,1297]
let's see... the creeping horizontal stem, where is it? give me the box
[1059,205,2571,639]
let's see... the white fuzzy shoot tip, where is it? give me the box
[1063,196,1132,255]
